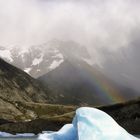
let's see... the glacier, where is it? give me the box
[38,107,139,140]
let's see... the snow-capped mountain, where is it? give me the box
[0,40,91,78]
[0,46,13,62]
[0,40,139,106]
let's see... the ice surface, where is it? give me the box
[38,107,139,140]
[0,132,13,137]
[39,124,77,140]
[16,133,35,137]
[0,132,35,138]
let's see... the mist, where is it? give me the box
[0,0,140,92]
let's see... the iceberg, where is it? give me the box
[0,132,35,138]
[38,107,139,140]
[39,124,77,140]
[0,132,13,137]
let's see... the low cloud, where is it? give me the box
[0,0,140,91]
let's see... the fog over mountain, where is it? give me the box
[0,0,140,92]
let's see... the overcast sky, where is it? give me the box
[0,0,139,48]
[0,0,140,92]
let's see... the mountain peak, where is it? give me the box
[0,40,91,78]
[38,59,125,106]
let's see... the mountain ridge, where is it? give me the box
[0,58,51,121]
[38,58,129,106]
[0,58,49,103]
[0,40,91,78]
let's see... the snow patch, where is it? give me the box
[52,53,64,59]
[32,55,43,66]
[24,68,32,74]
[37,69,41,72]
[18,48,30,62]
[83,58,93,65]
[18,48,29,56]
[54,48,59,53]
[49,59,64,70]
[0,50,13,62]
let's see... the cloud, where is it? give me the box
[0,0,139,47]
[0,0,140,91]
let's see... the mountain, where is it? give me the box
[0,58,49,121]
[0,57,139,135]
[0,58,49,102]
[38,58,133,106]
[0,40,139,106]
[0,40,91,78]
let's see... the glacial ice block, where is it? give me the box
[38,107,139,140]
[38,124,77,140]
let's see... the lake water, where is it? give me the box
[0,137,37,140]
[0,135,140,140]
[0,135,139,140]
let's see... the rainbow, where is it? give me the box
[82,62,126,104]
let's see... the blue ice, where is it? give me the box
[38,107,139,140]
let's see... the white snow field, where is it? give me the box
[38,107,139,140]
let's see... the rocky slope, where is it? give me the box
[0,98,139,135]
[0,58,49,121]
